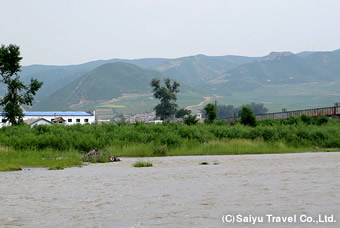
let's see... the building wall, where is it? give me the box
[22,115,95,126]
[0,112,95,128]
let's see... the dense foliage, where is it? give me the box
[204,103,217,124]
[183,114,199,125]
[151,78,180,120]
[217,102,268,119]
[240,106,257,127]
[0,115,339,152]
[0,44,43,125]
[175,108,191,118]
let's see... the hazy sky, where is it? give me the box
[1,0,339,66]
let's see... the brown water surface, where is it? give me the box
[0,152,339,227]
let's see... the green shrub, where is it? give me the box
[301,114,312,124]
[133,160,153,167]
[315,116,329,125]
[240,106,257,127]
[183,114,199,125]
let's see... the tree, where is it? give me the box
[204,103,217,124]
[175,108,191,118]
[216,102,267,119]
[244,102,268,115]
[239,106,257,127]
[0,44,43,125]
[183,114,199,125]
[151,78,180,120]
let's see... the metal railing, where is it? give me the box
[225,106,340,122]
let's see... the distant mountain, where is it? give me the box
[7,49,340,114]
[32,62,163,110]
[13,54,257,98]
[204,51,328,95]
[32,62,206,111]
[296,51,317,57]
[18,58,169,97]
[151,54,258,86]
[304,50,340,80]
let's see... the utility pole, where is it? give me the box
[215,99,218,119]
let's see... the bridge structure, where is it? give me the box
[225,104,340,123]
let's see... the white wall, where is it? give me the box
[0,112,95,127]
[22,115,95,126]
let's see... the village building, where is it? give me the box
[0,111,95,128]
[24,118,53,128]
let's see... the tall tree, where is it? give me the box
[239,106,257,127]
[0,44,43,125]
[151,78,180,120]
[204,103,217,124]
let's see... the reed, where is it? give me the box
[0,148,82,171]
[133,160,153,168]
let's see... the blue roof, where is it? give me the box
[0,112,94,116]
[24,112,94,116]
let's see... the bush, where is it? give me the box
[0,118,339,152]
[301,114,312,124]
[315,116,329,125]
[239,106,257,127]
[183,114,199,125]
[133,160,153,167]
[204,104,217,124]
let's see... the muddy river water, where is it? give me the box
[0,152,339,228]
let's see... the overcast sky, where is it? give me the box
[1,0,339,66]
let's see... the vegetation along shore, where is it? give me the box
[0,114,339,171]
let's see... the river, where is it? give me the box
[0,152,339,227]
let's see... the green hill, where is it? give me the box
[151,54,258,86]
[11,49,340,114]
[206,50,340,111]
[204,52,326,95]
[18,58,169,97]
[32,62,206,112]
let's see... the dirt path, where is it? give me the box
[186,96,212,112]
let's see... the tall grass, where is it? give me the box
[0,148,82,171]
[0,119,339,152]
[0,116,339,171]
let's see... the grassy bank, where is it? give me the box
[0,139,326,171]
[0,147,82,171]
[104,139,313,157]
[0,116,339,171]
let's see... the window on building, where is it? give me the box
[51,119,54,122]
[76,119,80,123]
[68,119,72,123]
[84,119,89,123]
[1,119,6,123]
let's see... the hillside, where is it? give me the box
[17,58,169,98]
[204,51,335,95]
[11,49,340,114]
[207,50,340,111]
[31,62,206,112]
[151,54,258,86]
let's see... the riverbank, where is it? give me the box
[1,119,340,171]
[1,152,339,227]
[0,139,336,171]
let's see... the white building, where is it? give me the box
[0,111,95,127]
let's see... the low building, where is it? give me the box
[24,118,53,128]
[0,111,95,128]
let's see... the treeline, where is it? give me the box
[217,102,268,119]
[0,115,339,153]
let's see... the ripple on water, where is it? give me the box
[0,153,339,227]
